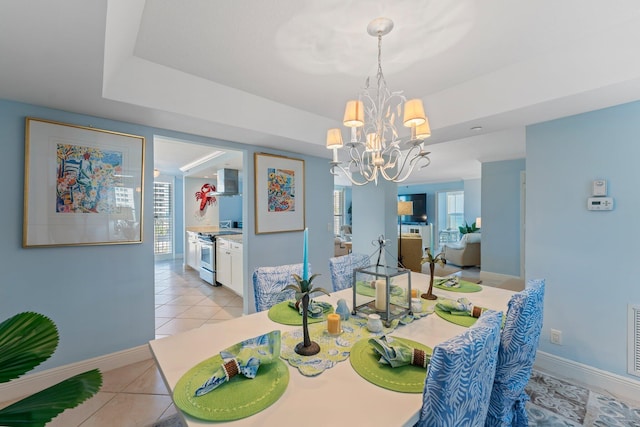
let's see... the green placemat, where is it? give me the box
[350,336,432,393]
[434,305,478,327]
[173,354,289,421]
[267,301,334,325]
[433,279,482,293]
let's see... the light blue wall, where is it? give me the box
[352,177,398,265]
[0,100,156,371]
[464,179,481,225]
[481,159,525,276]
[0,98,334,369]
[527,101,640,377]
[218,195,243,225]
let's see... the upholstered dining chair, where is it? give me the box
[416,310,503,427]
[485,279,546,427]
[252,263,308,312]
[328,252,370,292]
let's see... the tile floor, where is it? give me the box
[2,259,639,426]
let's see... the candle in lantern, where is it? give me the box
[327,313,341,335]
[302,227,309,281]
[375,279,387,311]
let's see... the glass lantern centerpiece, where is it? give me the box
[351,236,412,326]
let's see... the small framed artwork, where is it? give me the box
[254,152,305,234]
[23,117,145,247]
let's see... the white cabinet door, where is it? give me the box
[216,239,232,287]
[229,241,244,297]
[186,232,200,270]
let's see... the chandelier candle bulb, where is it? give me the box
[327,313,341,335]
[375,279,387,311]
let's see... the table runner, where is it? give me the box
[280,303,433,376]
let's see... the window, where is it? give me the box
[154,180,173,255]
[333,189,345,236]
[446,191,465,230]
[436,190,464,244]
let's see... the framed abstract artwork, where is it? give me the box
[23,118,145,247]
[254,152,305,234]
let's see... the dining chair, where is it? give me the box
[252,263,309,312]
[328,252,370,292]
[416,310,503,427]
[485,279,546,427]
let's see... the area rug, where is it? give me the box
[525,370,640,426]
[146,414,185,427]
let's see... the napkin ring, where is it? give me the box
[471,306,484,318]
[223,359,240,380]
[411,349,429,368]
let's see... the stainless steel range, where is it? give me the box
[198,231,241,285]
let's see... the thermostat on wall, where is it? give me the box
[587,197,613,211]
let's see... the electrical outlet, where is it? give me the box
[550,329,562,345]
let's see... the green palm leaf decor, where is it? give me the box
[0,369,102,427]
[0,312,102,426]
[0,312,59,383]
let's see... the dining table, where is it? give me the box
[148,271,515,427]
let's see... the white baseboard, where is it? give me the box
[535,351,640,403]
[0,344,151,402]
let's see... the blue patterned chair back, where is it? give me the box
[485,279,545,427]
[328,252,370,292]
[417,310,503,427]
[252,263,309,312]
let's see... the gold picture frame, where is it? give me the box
[254,152,305,234]
[23,118,145,247]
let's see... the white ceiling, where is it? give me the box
[2,0,640,184]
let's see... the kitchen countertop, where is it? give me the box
[185,227,243,234]
[216,234,243,243]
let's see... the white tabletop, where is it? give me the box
[149,272,515,427]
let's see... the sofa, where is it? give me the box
[442,232,481,267]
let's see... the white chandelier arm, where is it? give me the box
[329,161,373,186]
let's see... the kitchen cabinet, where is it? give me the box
[185,232,200,271]
[216,238,243,297]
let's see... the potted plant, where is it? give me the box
[458,221,479,235]
[0,312,102,427]
[420,249,446,300]
[284,274,331,356]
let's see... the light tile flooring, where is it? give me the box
[3,260,639,426]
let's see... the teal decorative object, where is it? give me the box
[336,299,350,320]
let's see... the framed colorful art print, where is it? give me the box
[23,118,145,247]
[254,152,305,234]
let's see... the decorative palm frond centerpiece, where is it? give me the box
[420,249,446,300]
[285,273,331,356]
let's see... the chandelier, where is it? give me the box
[326,17,432,186]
